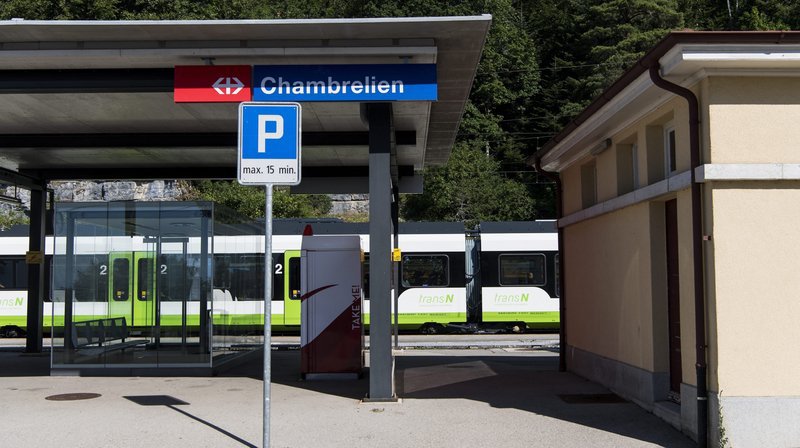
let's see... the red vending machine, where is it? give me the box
[300,234,364,379]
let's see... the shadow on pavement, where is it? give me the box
[0,347,51,376]
[225,349,692,448]
[394,352,692,447]
[222,349,369,401]
[0,343,691,447]
[125,395,258,448]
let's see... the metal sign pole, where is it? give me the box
[237,102,300,448]
[263,184,273,448]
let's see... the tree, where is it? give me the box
[677,0,795,30]
[335,0,548,220]
[2,0,551,221]
[0,0,273,20]
[525,0,682,133]
[182,180,331,219]
[0,206,28,230]
[582,0,683,98]
[402,144,535,227]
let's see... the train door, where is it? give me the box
[108,252,133,323]
[133,252,156,328]
[465,231,482,324]
[157,238,196,346]
[108,251,156,330]
[283,250,301,325]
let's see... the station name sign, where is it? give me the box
[253,64,436,101]
[175,64,437,103]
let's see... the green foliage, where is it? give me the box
[348,0,546,220]
[583,0,683,95]
[402,144,534,227]
[183,180,331,219]
[677,0,796,30]
[524,0,682,134]
[0,0,273,20]
[10,0,794,224]
[0,207,29,231]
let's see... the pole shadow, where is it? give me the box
[124,395,257,448]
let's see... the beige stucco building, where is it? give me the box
[531,32,800,447]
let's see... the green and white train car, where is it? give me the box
[0,220,559,336]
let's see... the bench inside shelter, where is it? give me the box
[71,317,148,356]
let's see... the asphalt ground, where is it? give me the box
[0,336,694,448]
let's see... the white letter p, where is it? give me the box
[258,115,284,153]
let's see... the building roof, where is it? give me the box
[530,31,800,172]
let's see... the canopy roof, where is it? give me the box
[0,17,491,192]
[530,31,800,172]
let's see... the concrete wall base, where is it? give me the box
[567,345,703,442]
[720,395,800,447]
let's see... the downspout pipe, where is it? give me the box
[533,159,567,373]
[647,64,708,448]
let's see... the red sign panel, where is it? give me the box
[174,65,252,103]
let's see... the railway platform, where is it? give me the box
[0,337,693,447]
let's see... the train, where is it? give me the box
[0,219,559,337]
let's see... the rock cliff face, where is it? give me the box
[2,180,183,208]
[2,181,368,219]
[329,194,369,215]
[51,180,184,203]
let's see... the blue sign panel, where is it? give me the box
[253,64,437,102]
[238,102,301,185]
[241,104,298,159]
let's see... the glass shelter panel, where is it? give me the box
[210,209,266,353]
[51,202,215,370]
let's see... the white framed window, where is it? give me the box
[581,160,597,209]
[616,142,639,194]
[631,143,640,189]
[664,123,677,176]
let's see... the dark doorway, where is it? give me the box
[665,199,682,402]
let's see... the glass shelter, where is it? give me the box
[51,201,262,372]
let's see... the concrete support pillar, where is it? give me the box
[367,103,395,400]
[25,182,46,353]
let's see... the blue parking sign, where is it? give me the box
[238,102,301,185]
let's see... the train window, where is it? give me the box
[113,258,129,301]
[159,254,192,302]
[74,255,108,302]
[273,254,285,302]
[50,255,107,302]
[0,258,27,290]
[214,254,264,301]
[402,255,449,287]
[499,254,546,286]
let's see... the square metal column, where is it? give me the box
[25,182,47,353]
[367,103,395,400]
